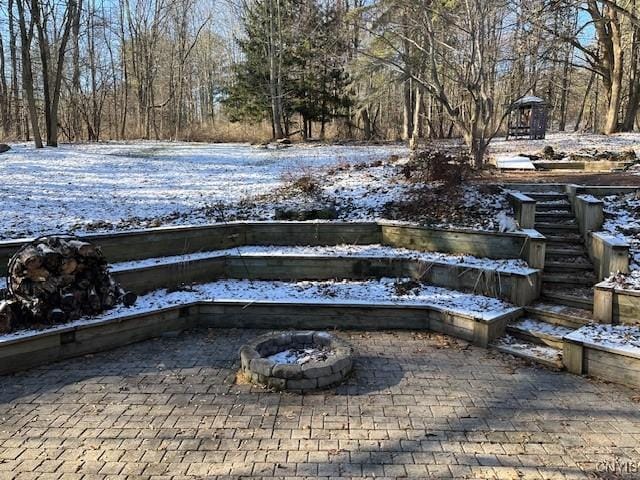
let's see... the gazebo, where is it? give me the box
[506,96,548,140]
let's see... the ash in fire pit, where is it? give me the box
[0,235,136,333]
[267,346,335,365]
[240,331,353,392]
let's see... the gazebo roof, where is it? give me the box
[512,95,546,106]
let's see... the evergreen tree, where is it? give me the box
[223,0,352,139]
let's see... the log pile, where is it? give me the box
[0,235,136,333]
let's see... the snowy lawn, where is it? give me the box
[490,132,640,157]
[7,133,638,239]
[0,140,522,238]
[0,141,407,239]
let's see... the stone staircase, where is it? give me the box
[492,190,595,368]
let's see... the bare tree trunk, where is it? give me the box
[409,86,422,150]
[574,71,595,131]
[16,0,43,148]
[8,0,22,139]
[588,0,623,134]
[604,16,623,134]
[558,46,572,131]
[32,0,77,146]
[0,32,10,137]
[268,0,284,139]
[623,0,640,131]
[402,79,413,141]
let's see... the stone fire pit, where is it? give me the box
[239,331,353,392]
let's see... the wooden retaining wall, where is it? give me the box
[0,300,521,375]
[594,283,640,325]
[0,223,379,276]
[533,160,633,172]
[111,254,541,307]
[507,192,536,229]
[564,334,640,389]
[574,195,604,238]
[0,221,542,276]
[0,305,199,375]
[588,233,630,281]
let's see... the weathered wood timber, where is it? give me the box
[109,254,540,306]
[0,299,521,374]
[0,222,539,276]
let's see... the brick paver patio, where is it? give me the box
[1,329,639,479]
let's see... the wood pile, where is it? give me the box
[0,235,136,333]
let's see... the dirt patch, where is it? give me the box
[382,183,512,231]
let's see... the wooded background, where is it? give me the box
[0,0,639,162]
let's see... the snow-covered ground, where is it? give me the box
[490,132,640,157]
[0,278,516,341]
[4,133,640,240]
[0,141,407,239]
[598,192,640,289]
[567,324,640,358]
[109,243,533,274]
[491,132,640,170]
[602,192,640,267]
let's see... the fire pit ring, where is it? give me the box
[239,331,353,392]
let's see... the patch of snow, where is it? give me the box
[577,194,601,203]
[566,324,640,358]
[493,154,535,170]
[494,334,562,362]
[267,347,334,365]
[600,192,640,289]
[512,95,545,105]
[109,244,535,274]
[497,212,518,233]
[510,318,574,338]
[0,278,518,341]
[489,132,640,158]
[0,141,407,239]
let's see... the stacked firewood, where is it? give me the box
[0,236,136,333]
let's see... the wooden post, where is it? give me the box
[521,229,546,270]
[563,341,584,374]
[593,285,614,324]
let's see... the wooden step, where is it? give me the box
[535,222,580,232]
[535,212,575,221]
[536,204,572,212]
[544,260,594,272]
[541,288,594,310]
[542,272,596,287]
[525,192,568,202]
[525,302,593,329]
[544,234,584,244]
[507,318,574,350]
[492,336,563,369]
[546,246,588,256]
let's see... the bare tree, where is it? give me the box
[361,0,529,166]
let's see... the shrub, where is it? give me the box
[401,148,470,186]
[280,169,321,196]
